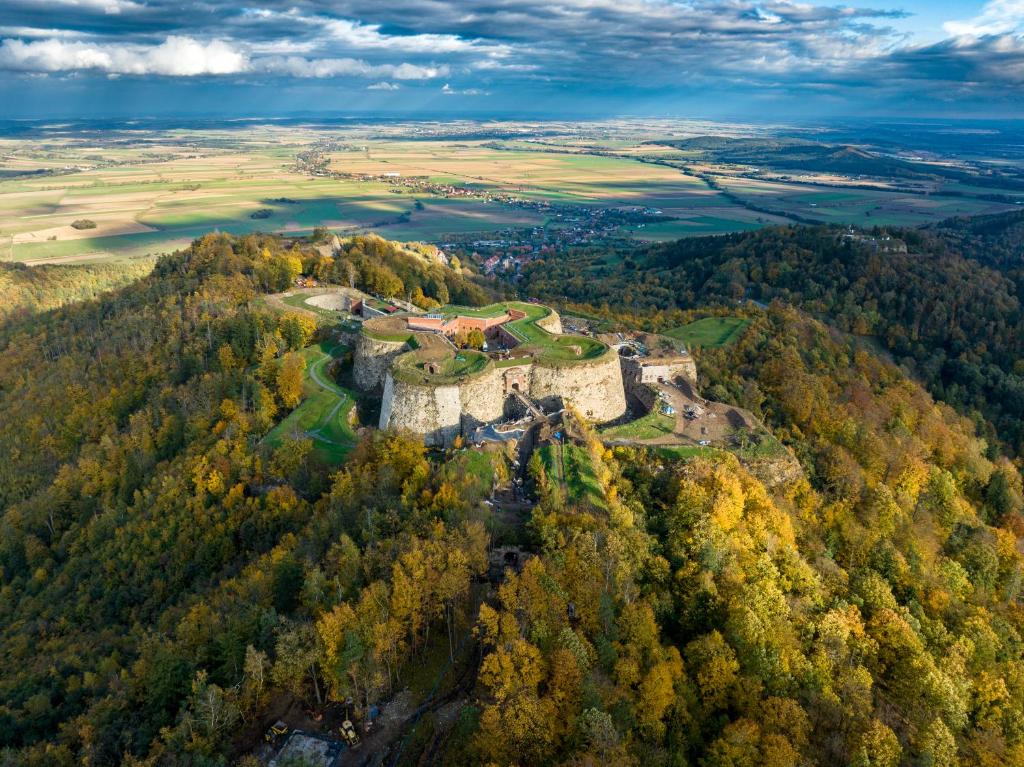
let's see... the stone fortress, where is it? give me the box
[353,302,639,445]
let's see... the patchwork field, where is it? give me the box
[3,119,1021,264]
[715,176,1010,227]
[0,135,551,264]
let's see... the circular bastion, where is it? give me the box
[358,302,627,445]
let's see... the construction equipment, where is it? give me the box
[339,719,361,748]
[264,721,289,743]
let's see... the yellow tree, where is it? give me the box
[276,352,306,409]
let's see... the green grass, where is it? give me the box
[435,301,607,365]
[664,317,750,348]
[264,340,358,465]
[278,292,345,320]
[360,325,412,343]
[601,409,676,439]
[391,349,491,384]
[626,216,763,241]
[539,443,606,509]
[652,445,719,460]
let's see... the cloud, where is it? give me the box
[0,36,248,75]
[945,0,1024,37]
[0,35,448,80]
[259,55,446,79]
[441,82,488,95]
[0,0,1022,112]
[367,81,399,89]
[12,0,142,15]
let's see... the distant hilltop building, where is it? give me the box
[353,302,627,445]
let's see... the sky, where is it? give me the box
[0,0,1022,119]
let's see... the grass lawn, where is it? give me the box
[664,317,750,348]
[539,443,605,509]
[652,445,719,460]
[392,349,490,384]
[435,301,608,365]
[264,340,358,465]
[279,292,344,320]
[601,410,676,439]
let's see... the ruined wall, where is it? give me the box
[379,373,463,446]
[621,355,697,389]
[529,349,626,422]
[353,334,408,391]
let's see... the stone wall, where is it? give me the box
[458,366,507,429]
[354,334,408,391]
[621,355,697,390]
[529,349,627,422]
[380,373,464,446]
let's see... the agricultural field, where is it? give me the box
[665,317,750,348]
[0,132,550,265]
[715,176,1012,227]
[330,141,718,205]
[3,118,1022,265]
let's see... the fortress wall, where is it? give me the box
[536,308,563,335]
[458,366,507,429]
[380,373,463,446]
[528,350,627,422]
[354,334,407,391]
[621,355,698,388]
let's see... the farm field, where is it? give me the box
[330,141,720,205]
[716,176,1011,227]
[665,317,751,348]
[0,135,551,264]
[3,119,1022,265]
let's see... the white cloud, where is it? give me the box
[441,82,488,95]
[945,0,1024,37]
[0,35,448,80]
[0,36,248,75]
[367,81,399,89]
[248,9,512,57]
[259,56,446,79]
[0,27,89,39]
[17,0,142,14]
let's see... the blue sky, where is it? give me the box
[0,0,1022,119]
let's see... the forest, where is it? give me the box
[519,213,1024,456]
[0,230,1023,766]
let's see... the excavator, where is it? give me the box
[263,721,288,743]
[339,718,360,748]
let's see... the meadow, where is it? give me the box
[665,316,750,347]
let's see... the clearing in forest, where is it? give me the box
[664,317,750,348]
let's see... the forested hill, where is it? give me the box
[521,219,1024,454]
[1,231,1023,765]
[931,208,1024,277]
[0,259,154,323]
